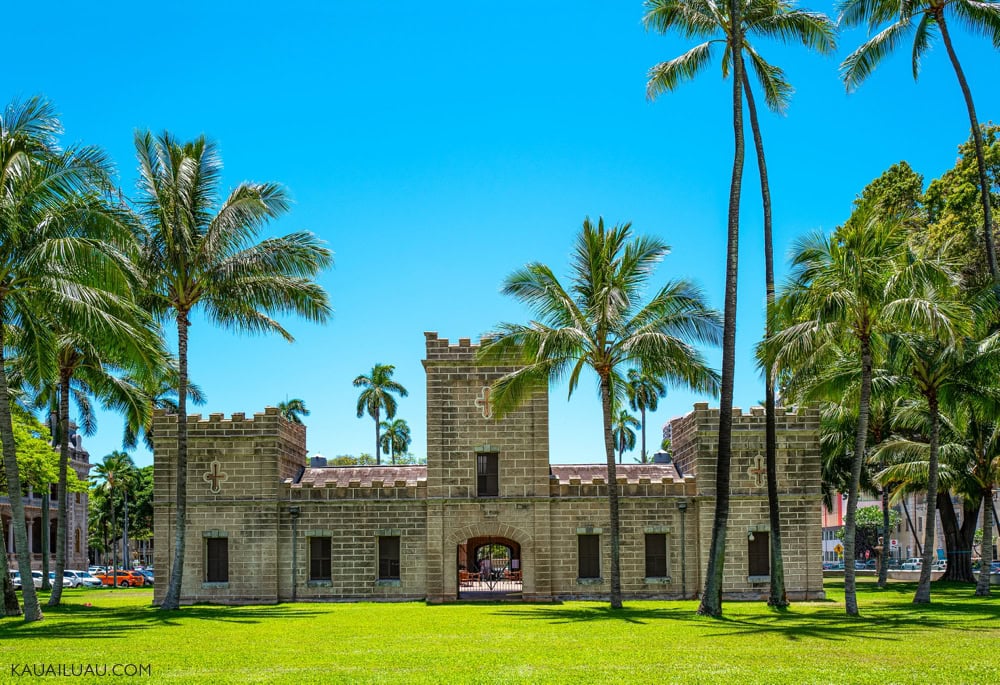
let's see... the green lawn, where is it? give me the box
[2,580,998,683]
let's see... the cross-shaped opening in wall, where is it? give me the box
[748,454,766,488]
[474,386,493,419]
[203,461,228,494]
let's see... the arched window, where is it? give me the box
[74,528,81,555]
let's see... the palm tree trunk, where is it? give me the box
[975,485,993,596]
[0,530,19,616]
[375,406,381,466]
[698,16,745,619]
[162,312,190,610]
[914,391,941,604]
[901,495,922,556]
[600,372,623,610]
[49,371,71,606]
[938,494,976,582]
[844,337,873,616]
[40,493,51,590]
[640,406,647,463]
[741,69,787,609]
[0,311,43,621]
[878,485,890,588]
[111,497,118,588]
[937,13,998,282]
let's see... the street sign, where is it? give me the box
[834,543,843,555]
[890,539,899,550]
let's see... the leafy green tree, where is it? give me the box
[839,0,1000,281]
[612,410,641,464]
[645,0,836,611]
[134,131,333,610]
[277,398,310,425]
[925,126,1000,287]
[769,198,954,615]
[479,217,721,609]
[0,96,137,622]
[625,370,666,463]
[329,453,377,466]
[379,418,412,465]
[354,365,408,466]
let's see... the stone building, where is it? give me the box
[153,333,824,605]
[2,425,91,572]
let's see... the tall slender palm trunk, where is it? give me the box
[40,494,51,590]
[698,13,745,618]
[937,13,998,282]
[600,372,623,609]
[878,485,890,587]
[374,407,381,466]
[49,372,71,606]
[914,392,941,604]
[0,523,19,616]
[162,313,190,610]
[640,406,647,462]
[741,69,787,608]
[844,338,873,616]
[975,485,993,596]
[0,315,43,621]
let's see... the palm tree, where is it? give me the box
[479,217,722,609]
[626,369,666,463]
[769,199,956,615]
[354,365,408,466]
[612,410,641,464]
[839,0,1000,281]
[646,0,836,613]
[122,362,206,452]
[379,418,412,465]
[91,451,135,587]
[277,398,310,425]
[0,96,138,622]
[645,0,745,618]
[134,131,333,610]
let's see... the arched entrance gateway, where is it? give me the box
[456,536,522,599]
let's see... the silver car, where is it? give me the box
[64,570,102,588]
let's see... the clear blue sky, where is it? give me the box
[7,1,998,468]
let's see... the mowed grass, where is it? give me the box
[1,579,998,684]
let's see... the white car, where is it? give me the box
[28,570,44,588]
[48,572,73,588]
[64,570,102,588]
[901,557,923,570]
[8,570,22,590]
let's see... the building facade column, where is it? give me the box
[26,518,33,553]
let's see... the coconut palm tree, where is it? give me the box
[277,398,310,425]
[645,0,836,612]
[625,370,666,463]
[23,323,162,607]
[839,0,1000,281]
[354,365,408,466]
[379,418,412,465]
[0,96,141,622]
[612,409,641,464]
[91,451,135,587]
[122,363,206,453]
[479,217,722,609]
[769,199,957,615]
[134,131,333,610]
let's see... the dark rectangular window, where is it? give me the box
[477,453,499,497]
[578,534,600,579]
[206,538,229,582]
[748,531,770,577]
[378,536,400,580]
[310,537,332,581]
[645,533,668,578]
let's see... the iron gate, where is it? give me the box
[457,537,522,599]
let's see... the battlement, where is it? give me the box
[423,331,497,361]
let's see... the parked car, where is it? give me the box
[64,570,102,588]
[931,560,947,572]
[88,565,106,575]
[901,557,923,570]
[48,572,73,588]
[9,570,22,590]
[28,571,44,588]
[94,570,146,587]
[138,569,154,586]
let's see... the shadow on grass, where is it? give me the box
[491,605,701,625]
[0,603,327,639]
